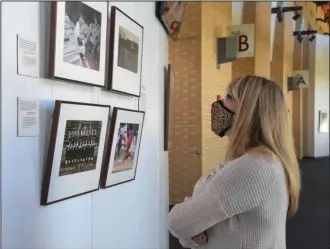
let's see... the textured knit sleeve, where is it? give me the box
[168,155,278,239]
[177,197,202,248]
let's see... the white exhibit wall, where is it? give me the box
[0,2,2,247]
[305,34,329,158]
[313,35,329,157]
[1,2,169,249]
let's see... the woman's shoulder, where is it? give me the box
[246,146,281,164]
[222,147,283,179]
[228,146,281,166]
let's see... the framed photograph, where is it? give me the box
[106,6,144,97]
[49,2,109,87]
[155,1,187,41]
[318,110,329,133]
[100,107,145,188]
[41,101,111,205]
[164,64,175,151]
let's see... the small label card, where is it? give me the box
[17,97,40,137]
[17,34,40,78]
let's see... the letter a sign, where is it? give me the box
[293,70,309,89]
[228,24,255,58]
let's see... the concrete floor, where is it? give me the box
[286,157,329,249]
[169,157,330,249]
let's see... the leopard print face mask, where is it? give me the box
[211,100,235,137]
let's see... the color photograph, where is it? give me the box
[100,107,145,188]
[113,122,139,173]
[156,1,186,40]
[63,2,102,71]
[59,120,102,176]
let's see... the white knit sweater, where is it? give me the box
[168,153,289,249]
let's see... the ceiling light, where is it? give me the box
[309,34,316,42]
[292,11,301,21]
[277,7,284,22]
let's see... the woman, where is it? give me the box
[168,75,301,249]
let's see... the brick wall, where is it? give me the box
[291,16,305,159]
[168,2,202,204]
[270,19,284,87]
[168,1,322,203]
[283,10,294,127]
[291,2,326,158]
[232,2,271,80]
[270,4,294,140]
[232,2,256,79]
[168,2,233,204]
[200,2,232,175]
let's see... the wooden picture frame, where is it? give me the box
[49,2,109,87]
[40,100,111,205]
[105,6,144,97]
[164,64,175,151]
[100,107,145,188]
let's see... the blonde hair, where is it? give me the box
[225,75,301,217]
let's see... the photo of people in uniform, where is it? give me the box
[63,2,102,71]
[59,120,102,176]
[113,123,139,173]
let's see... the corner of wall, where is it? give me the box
[168,2,203,204]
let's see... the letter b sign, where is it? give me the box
[229,24,254,58]
[238,35,249,52]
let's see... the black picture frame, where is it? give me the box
[100,107,145,188]
[40,100,111,205]
[48,2,110,88]
[105,6,144,97]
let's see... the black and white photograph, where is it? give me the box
[100,108,145,188]
[117,26,139,74]
[49,2,108,87]
[63,2,102,71]
[106,6,144,96]
[40,101,110,205]
[59,120,102,176]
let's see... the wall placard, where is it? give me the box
[17,97,40,137]
[17,34,40,78]
[227,24,255,58]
